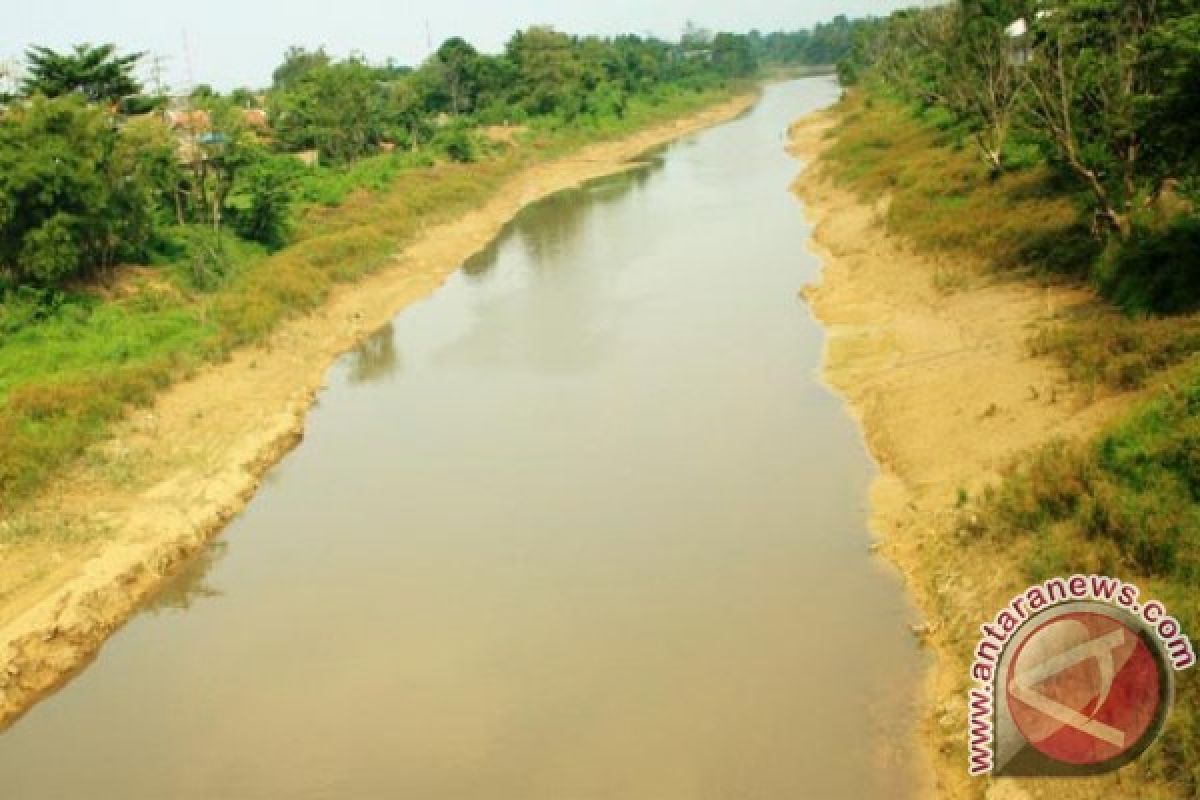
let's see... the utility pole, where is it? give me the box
[148,53,170,97]
[181,29,196,97]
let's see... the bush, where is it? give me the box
[0,95,180,288]
[978,371,1200,789]
[436,126,478,163]
[1097,215,1200,315]
[0,286,66,335]
[226,155,300,249]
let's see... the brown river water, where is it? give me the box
[0,78,925,799]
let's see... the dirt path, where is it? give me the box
[0,93,758,730]
[788,112,1133,799]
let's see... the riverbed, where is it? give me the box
[0,78,925,799]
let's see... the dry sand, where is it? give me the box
[0,93,758,730]
[788,111,1137,800]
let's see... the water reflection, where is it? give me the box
[462,155,665,280]
[347,323,401,385]
[143,541,228,614]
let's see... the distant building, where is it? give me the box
[165,108,211,134]
[1006,10,1055,68]
[241,108,269,131]
[1006,18,1032,66]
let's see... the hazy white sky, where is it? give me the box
[5,1,913,91]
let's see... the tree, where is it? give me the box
[271,46,331,90]
[944,6,1029,172]
[22,43,143,103]
[429,37,483,115]
[229,87,259,108]
[711,33,758,78]
[1024,1,1173,236]
[1139,10,1200,198]
[382,77,431,147]
[874,8,960,107]
[0,95,173,286]
[506,27,583,117]
[270,58,385,163]
[225,153,297,248]
[180,97,262,232]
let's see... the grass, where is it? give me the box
[823,91,1098,279]
[1030,308,1200,396]
[0,84,736,506]
[976,369,1200,791]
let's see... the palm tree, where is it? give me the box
[22,43,144,104]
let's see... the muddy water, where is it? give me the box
[0,79,925,799]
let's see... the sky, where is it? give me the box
[3,0,915,92]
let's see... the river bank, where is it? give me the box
[0,91,758,730]
[788,111,1143,800]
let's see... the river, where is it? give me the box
[0,78,925,799]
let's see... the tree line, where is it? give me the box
[838,0,1200,312]
[0,21,873,294]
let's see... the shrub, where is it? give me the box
[1097,215,1200,315]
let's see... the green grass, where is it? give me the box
[977,369,1200,791]
[1030,308,1200,396]
[0,84,736,505]
[823,91,1098,278]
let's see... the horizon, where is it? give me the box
[2,0,910,92]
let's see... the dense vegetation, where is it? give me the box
[0,19,872,504]
[839,0,1200,313]
[831,2,1199,793]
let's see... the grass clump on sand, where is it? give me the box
[1030,309,1200,397]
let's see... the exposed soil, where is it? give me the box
[788,112,1138,800]
[0,93,758,730]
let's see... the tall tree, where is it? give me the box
[0,95,173,286]
[711,33,758,78]
[1024,0,1174,236]
[947,7,1028,172]
[271,46,331,90]
[270,58,384,163]
[22,43,143,103]
[430,37,483,115]
[506,27,582,116]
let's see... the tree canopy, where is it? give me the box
[839,0,1200,311]
[22,43,144,103]
[1,20,867,291]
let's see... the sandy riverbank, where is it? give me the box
[0,92,758,729]
[788,111,1134,800]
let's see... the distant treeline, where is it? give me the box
[0,19,871,292]
[837,0,1200,313]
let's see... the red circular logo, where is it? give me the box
[1006,611,1164,766]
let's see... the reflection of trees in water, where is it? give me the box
[348,323,400,385]
[462,235,504,278]
[145,541,228,614]
[461,157,664,280]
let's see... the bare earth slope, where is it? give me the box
[789,112,1136,800]
[0,94,757,729]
